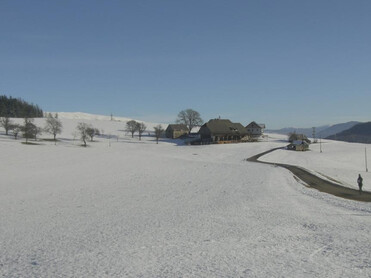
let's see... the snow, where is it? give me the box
[8,112,167,141]
[0,115,371,277]
[261,135,371,190]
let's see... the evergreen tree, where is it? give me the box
[0,95,43,118]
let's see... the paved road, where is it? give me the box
[247,147,371,202]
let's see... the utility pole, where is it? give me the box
[312,127,316,143]
[320,136,322,153]
[366,147,368,172]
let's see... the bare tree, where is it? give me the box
[76,122,90,147]
[153,125,164,144]
[33,126,42,141]
[136,122,146,140]
[176,109,203,133]
[71,131,78,144]
[21,118,37,143]
[126,120,138,138]
[0,117,13,135]
[44,113,63,142]
[12,124,21,140]
[86,127,100,141]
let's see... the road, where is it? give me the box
[247,147,371,202]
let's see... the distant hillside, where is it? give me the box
[266,121,360,139]
[0,95,43,118]
[318,121,360,138]
[326,122,371,143]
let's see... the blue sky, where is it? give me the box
[1,0,370,128]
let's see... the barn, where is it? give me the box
[165,124,189,139]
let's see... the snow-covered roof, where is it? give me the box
[292,140,309,145]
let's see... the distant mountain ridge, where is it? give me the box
[318,121,360,138]
[326,122,371,143]
[266,121,360,139]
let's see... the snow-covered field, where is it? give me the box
[261,135,371,190]
[1,114,371,277]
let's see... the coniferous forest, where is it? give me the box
[0,95,43,118]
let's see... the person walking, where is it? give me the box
[357,174,363,193]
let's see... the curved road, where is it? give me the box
[247,147,371,202]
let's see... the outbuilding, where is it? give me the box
[165,124,189,139]
[287,140,310,151]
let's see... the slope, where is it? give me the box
[0,119,371,277]
[326,122,371,143]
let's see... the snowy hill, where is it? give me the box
[318,121,361,138]
[55,112,132,122]
[56,111,166,132]
[0,116,371,277]
[326,122,371,143]
[7,112,167,140]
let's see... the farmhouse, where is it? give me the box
[198,119,247,143]
[165,124,188,139]
[246,121,265,138]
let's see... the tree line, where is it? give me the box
[125,120,164,144]
[0,115,166,146]
[0,95,43,118]
[0,113,62,143]
[0,108,203,145]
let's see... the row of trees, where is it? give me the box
[125,120,147,140]
[75,123,101,147]
[0,114,103,146]
[1,109,202,146]
[0,113,63,143]
[0,116,163,146]
[124,120,165,144]
[0,95,43,118]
